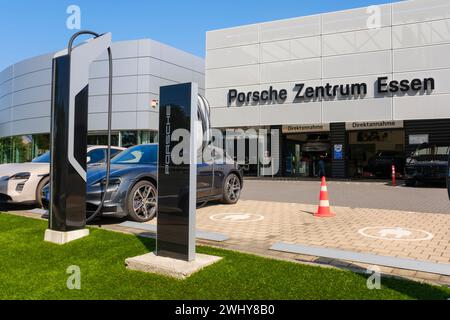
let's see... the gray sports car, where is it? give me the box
[42,143,243,222]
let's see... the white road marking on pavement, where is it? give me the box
[210,213,264,222]
[358,226,434,241]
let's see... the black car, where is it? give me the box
[367,151,405,178]
[43,143,243,222]
[405,144,450,186]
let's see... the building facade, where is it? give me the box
[205,0,450,178]
[0,39,204,163]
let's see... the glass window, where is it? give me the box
[86,131,156,149]
[2,137,12,164]
[32,134,50,159]
[435,146,449,155]
[413,145,449,156]
[137,131,158,145]
[87,148,106,164]
[12,135,33,163]
[0,134,49,164]
[0,137,11,164]
[121,131,138,148]
[414,147,431,156]
[110,148,122,159]
[87,133,119,147]
[32,152,50,163]
[139,131,150,144]
[112,145,157,165]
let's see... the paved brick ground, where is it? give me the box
[183,199,450,284]
[195,200,449,260]
[241,180,450,214]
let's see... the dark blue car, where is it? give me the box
[43,143,243,222]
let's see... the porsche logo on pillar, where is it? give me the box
[227,76,435,106]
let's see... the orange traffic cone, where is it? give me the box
[315,176,335,217]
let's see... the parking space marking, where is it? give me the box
[209,213,264,222]
[358,226,434,241]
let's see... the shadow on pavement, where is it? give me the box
[87,214,128,227]
[299,209,315,216]
[386,181,447,189]
[0,203,37,212]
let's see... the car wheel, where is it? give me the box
[126,180,157,222]
[405,179,416,187]
[36,176,49,208]
[222,173,241,204]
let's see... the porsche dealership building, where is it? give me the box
[205,0,450,178]
[0,39,205,163]
[1,0,450,178]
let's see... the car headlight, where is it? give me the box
[7,172,31,181]
[406,158,416,165]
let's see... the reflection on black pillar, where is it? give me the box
[49,55,87,232]
[157,83,197,261]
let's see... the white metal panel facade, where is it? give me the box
[0,39,205,138]
[206,0,450,128]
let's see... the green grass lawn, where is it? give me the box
[0,213,448,300]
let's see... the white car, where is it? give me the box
[0,145,125,207]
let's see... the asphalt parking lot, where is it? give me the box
[2,179,449,215]
[241,179,450,214]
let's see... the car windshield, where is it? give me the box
[413,145,450,156]
[32,152,50,163]
[111,145,157,165]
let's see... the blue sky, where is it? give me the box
[0,0,401,71]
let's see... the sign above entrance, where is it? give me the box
[345,120,404,131]
[228,77,435,106]
[282,124,330,134]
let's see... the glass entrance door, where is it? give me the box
[286,142,310,177]
[284,133,331,177]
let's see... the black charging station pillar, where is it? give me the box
[125,83,221,277]
[447,153,450,200]
[48,34,111,236]
[50,55,86,231]
[157,83,198,261]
